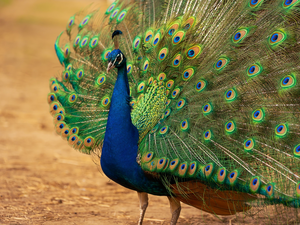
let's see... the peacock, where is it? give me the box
[48,0,300,224]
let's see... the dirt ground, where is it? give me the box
[0,1,299,225]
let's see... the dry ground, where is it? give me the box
[0,1,299,224]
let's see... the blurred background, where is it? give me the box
[0,0,208,224]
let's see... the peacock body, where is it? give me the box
[49,0,300,223]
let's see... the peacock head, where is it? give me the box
[107,49,126,72]
[107,30,126,73]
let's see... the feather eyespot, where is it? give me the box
[214,57,229,70]
[51,83,59,93]
[159,126,169,135]
[247,63,262,77]
[172,54,181,67]
[252,109,264,122]
[133,36,141,51]
[164,109,171,117]
[74,35,81,47]
[54,114,64,124]
[157,73,166,81]
[101,96,110,107]
[67,16,75,28]
[117,10,126,23]
[148,77,154,85]
[180,120,189,131]
[130,100,136,108]
[143,60,149,72]
[186,45,201,59]
[102,49,111,61]
[79,16,90,29]
[167,23,179,37]
[84,136,94,148]
[244,138,255,151]
[69,134,78,145]
[90,37,98,48]
[60,123,70,137]
[265,183,274,198]
[110,9,119,19]
[144,30,153,43]
[225,121,236,133]
[106,3,115,14]
[204,130,212,140]
[127,64,132,74]
[228,170,239,185]
[71,127,79,134]
[269,31,286,46]
[204,163,214,178]
[202,103,212,115]
[281,75,296,89]
[61,126,70,138]
[137,82,146,92]
[294,144,300,158]
[232,29,248,43]
[166,80,174,89]
[96,74,106,86]
[64,44,70,58]
[168,29,175,35]
[76,69,84,80]
[62,71,70,82]
[172,31,185,45]
[50,102,64,115]
[166,99,171,106]
[275,123,288,137]
[195,80,207,92]
[143,152,154,163]
[283,0,298,8]
[183,17,195,30]
[80,37,89,48]
[158,48,168,61]
[55,122,66,134]
[157,158,167,170]
[188,162,197,176]
[250,176,261,193]
[152,32,161,46]
[47,93,57,104]
[68,93,78,103]
[171,88,180,98]
[249,0,263,7]
[182,68,194,81]
[176,99,186,110]
[225,89,237,101]
[66,64,72,71]
[217,167,227,183]
[178,162,188,176]
[169,159,180,171]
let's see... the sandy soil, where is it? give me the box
[0,1,299,224]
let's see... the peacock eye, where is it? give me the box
[116,56,121,61]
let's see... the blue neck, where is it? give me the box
[101,61,168,195]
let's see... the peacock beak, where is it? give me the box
[107,62,115,73]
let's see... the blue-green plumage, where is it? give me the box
[49,0,300,223]
[101,49,168,195]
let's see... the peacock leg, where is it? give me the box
[167,196,181,225]
[137,192,148,225]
